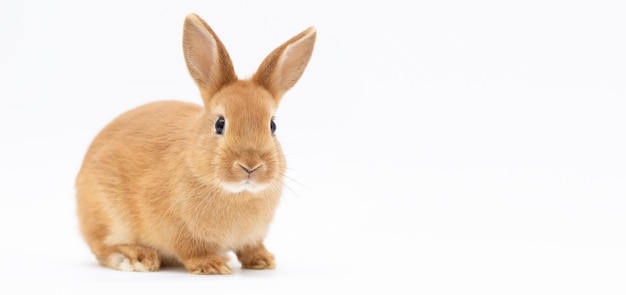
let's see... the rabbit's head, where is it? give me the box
[182,14,316,194]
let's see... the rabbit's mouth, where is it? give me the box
[220,180,269,194]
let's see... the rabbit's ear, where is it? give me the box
[183,14,237,105]
[253,27,316,103]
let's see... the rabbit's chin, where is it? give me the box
[220,180,270,194]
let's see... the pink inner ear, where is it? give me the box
[276,47,300,87]
[194,30,219,84]
[183,18,219,91]
[271,28,316,98]
[182,15,238,107]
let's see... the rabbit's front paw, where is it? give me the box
[184,256,233,275]
[237,244,275,270]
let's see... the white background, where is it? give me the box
[1,0,625,294]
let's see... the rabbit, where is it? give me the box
[75,13,316,275]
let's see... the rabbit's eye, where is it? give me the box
[215,117,225,135]
[270,120,276,135]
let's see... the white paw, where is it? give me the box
[108,253,150,272]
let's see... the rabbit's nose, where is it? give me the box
[238,163,262,175]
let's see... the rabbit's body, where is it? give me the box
[76,14,315,274]
[77,98,280,262]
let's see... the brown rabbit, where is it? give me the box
[75,13,316,274]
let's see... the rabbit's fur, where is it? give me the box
[76,14,316,274]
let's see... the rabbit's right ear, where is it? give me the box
[253,26,316,104]
[183,14,237,105]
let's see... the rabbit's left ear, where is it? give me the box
[183,14,238,105]
[253,27,316,103]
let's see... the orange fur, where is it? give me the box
[76,14,316,274]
